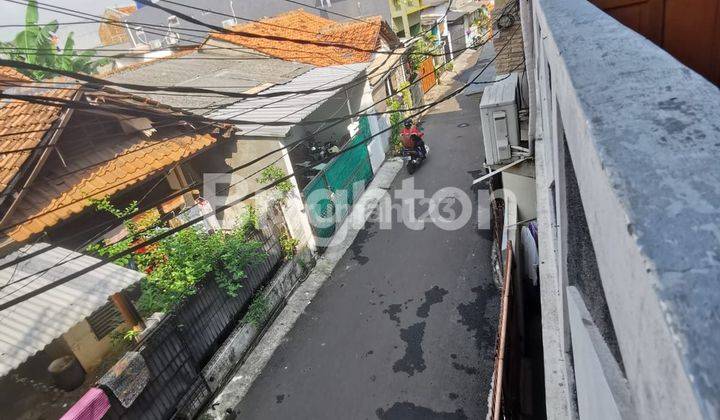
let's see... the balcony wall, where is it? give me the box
[526,0,720,418]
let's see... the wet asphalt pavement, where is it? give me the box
[233,72,499,419]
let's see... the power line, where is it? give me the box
[0,0,512,210]
[0,0,509,70]
[6,0,428,58]
[0,4,510,218]
[158,0,383,34]
[0,20,98,28]
[0,42,411,226]
[0,1,503,148]
[0,1,511,103]
[0,70,365,274]
[0,59,368,99]
[0,1,519,304]
[278,0,379,25]
[0,20,521,297]
[0,0,518,280]
[0,0,448,63]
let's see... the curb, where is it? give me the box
[200,158,404,419]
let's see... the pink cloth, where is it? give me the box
[60,387,110,420]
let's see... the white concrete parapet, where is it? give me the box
[528,0,720,418]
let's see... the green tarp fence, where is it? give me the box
[303,115,374,241]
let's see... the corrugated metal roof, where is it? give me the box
[105,50,313,111]
[208,63,368,137]
[0,243,144,376]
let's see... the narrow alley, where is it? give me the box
[228,62,499,419]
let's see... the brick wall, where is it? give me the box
[492,9,525,75]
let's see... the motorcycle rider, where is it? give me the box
[400,120,427,158]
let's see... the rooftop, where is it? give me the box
[105,49,312,110]
[0,242,144,376]
[5,126,217,242]
[207,62,368,137]
[211,10,390,67]
[0,83,79,197]
[0,66,32,83]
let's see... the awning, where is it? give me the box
[0,243,144,376]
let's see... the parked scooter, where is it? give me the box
[308,141,335,162]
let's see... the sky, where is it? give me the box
[0,0,134,49]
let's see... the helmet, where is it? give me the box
[403,120,413,128]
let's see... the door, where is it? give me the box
[589,0,720,85]
[589,0,665,44]
[662,0,720,84]
[418,57,437,93]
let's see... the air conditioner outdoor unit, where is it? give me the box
[479,72,520,166]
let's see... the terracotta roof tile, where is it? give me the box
[0,86,77,196]
[210,10,385,67]
[114,5,137,15]
[99,5,137,46]
[6,131,217,242]
[0,66,31,83]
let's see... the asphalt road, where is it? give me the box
[233,73,499,420]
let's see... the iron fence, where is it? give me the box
[105,208,286,419]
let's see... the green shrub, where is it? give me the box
[258,165,293,202]
[279,233,300,260]
[87,198,267,313]
[241,204,260,233]
[245,293,270,326]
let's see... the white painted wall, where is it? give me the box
[529,0,710,418]
[365,112,388,173]
[567,287,635,420]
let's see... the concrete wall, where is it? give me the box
[189,136,286,225]
[528,0,720,418]
[187,135,317,252]
[501,169,536,222]
[567,287,634,420]
[192,247,315,418]
[61,320,117,372]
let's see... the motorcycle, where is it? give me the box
[307,140,335,162]
[402,135,429,174]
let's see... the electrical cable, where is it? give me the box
[0,1,519,292]
[0,0,514,102]
[1,0,504,72]
[5,0,441,58]
[0,22,522,302]
[0,0,505,151]
[0,0,507,123]
[0,14,512,232]
[0,0,520,306]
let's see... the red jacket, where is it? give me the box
[400,126,424,148]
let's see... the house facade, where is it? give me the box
[0,79,237,418]
[107,10,410,245]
